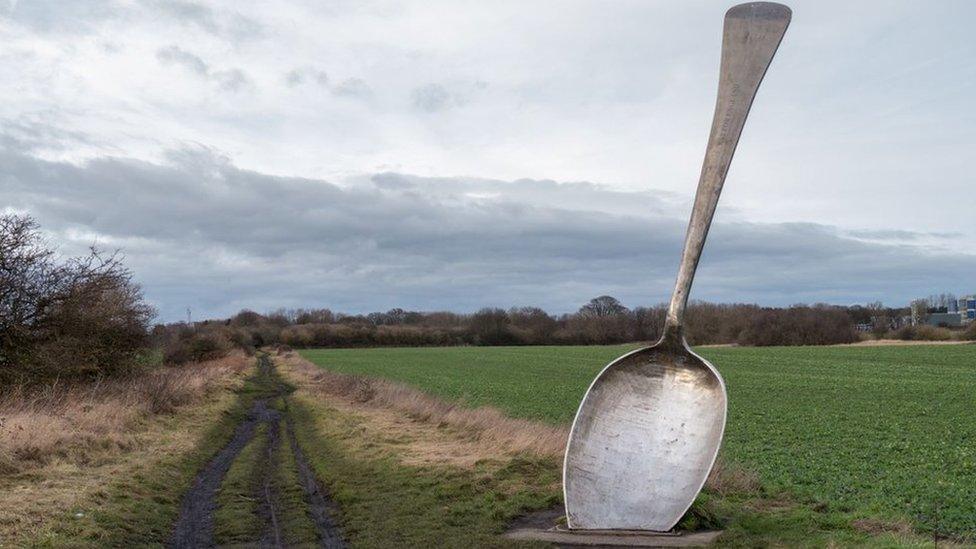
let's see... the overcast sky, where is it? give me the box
[2,0,974,321]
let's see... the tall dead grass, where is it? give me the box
[277,351,750,493]
[0,352,251,475]
[280,352,568,459]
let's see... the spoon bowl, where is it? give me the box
[563,331,726,530]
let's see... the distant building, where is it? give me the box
[964,295,976,321]
[926,312,963,328]
[913,294,974,327]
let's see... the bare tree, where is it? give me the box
[1,216,55,337]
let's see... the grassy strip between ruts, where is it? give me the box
[213,423,267,544]
[281,351,956,548]
[272,418,321,546]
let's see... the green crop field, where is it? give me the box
[300,344,976,539]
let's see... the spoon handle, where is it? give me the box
[664,2,790,334]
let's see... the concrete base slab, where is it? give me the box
[504,526,723,547]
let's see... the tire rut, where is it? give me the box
[170,399,274,548]
[285,417,346,548]
[170,354,344,548]
[257,410,283,548]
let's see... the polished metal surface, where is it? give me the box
[563,3,791,532]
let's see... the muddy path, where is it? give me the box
[170,398,274,548]
[170,354,344,548]
[285,417,345,547]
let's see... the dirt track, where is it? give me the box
[170,355,344,548]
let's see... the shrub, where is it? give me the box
[0,215,155,382]
[141,369,196,414]
[913,325,952,341]
[737,305,856,346]
[891,325,952,341]
[468,308,518,345]
[892,325,917,340]
[163,330,234,365]
[280,325,315,347]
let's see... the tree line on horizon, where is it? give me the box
[156,297,913,362]
[163,287,976,360]
[4,213,970,383]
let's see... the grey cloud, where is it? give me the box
[3,0,260,40]
[412,83,452,112]
[2,146,973,321]
[284,70,304,87]
[1,0,124,34]
[214,69,250,92]
[147,0,218,32]
[367,173,688,220]
[410,82,486,112]
[0,0,264,42]
[846,229,963,241]
[284,67,329,88]
[332,78,372,99]
[141,0,263,41]
[99,40,123,54]
[0,115,96,154]
[156,46,251,91]
[156,46,209,75]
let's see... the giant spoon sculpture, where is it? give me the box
[564,2,791,532]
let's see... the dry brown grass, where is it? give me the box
[705,456,762,495]
[0,352,252,476]
[0,352,253,545]
[279,352,568,464]
[851,518,914,536]
[278,351,751,492]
